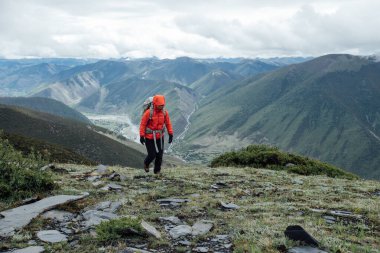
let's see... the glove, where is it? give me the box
[140,136,145,145]
[168,134,173,144]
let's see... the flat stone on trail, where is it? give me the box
[288,246,328,253]
[41,210,74,222]
[141,220,162,239]
[169,225,193,239]
[0,193,88,237]
[193,247,209,253]
[94,201,112,210]
[159,216,183,225]
[101,183,123,191]
[3,246,45,253]
[119,247,153,253]
[157,198,190,203]
[220,201,240,210]
[37,230,67,243]
[192,220,214,236]
[96,164,108,174]
[104,202,122,213]
[81,210,118,228]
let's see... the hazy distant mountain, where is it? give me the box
[0,63,68,95]
[28,57,279,108]
[0,96,91,124]
[189,70,240,97]
[0,104,146,167]
[181,54,380,179]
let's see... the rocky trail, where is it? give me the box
[1,164,379,253]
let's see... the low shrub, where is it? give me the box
[95,217,144,243]
[0,133,56,201]
[210,144,357,179]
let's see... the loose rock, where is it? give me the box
[141,220,162,239]
[81,210,118,229]
[192,220,213,236]
[159,216,183,225]
[4,246,45,253]
[220,201,240,210]
[119,247,153,253]
[41,210,74,222]
[37,230,67,243]
[193,246,209,252]
[288,246,328,253]
[169,225,192,239]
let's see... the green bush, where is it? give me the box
[95,217,144,243]
[0,133,56,201]
[211,144,358,179]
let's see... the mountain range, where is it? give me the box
[0,55,379,179]
[181,54,380,179]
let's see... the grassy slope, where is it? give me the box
[1,165,378,253]
[0,131,95,165]
[0,105,146,168]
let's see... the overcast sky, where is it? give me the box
[0,0,379,59]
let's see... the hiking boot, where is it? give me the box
[144,163,149,173]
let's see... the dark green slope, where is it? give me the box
[0,105,145,168]
[0,96,91,124]
[184,54,380,179]
[0,131,95,165]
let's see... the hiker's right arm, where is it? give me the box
[139,111,149,138]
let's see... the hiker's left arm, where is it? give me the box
[165,111,174,135]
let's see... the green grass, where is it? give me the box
[1,163,378,253]
[95,217,144,243]
[210,145,358,179]
[0,131,95,165]
[0,133,56,201]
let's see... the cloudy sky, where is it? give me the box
[0,0,379,59]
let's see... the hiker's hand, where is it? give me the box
[140,136,145,145]
[168,134,173,144]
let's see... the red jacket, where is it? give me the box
[139,95,174,139]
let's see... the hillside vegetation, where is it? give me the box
[1,164,378,253]
[0,131,95,165]
[0,104,146,168]
[0,136,55,201]
[211,145,357,179]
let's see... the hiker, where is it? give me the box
[139,94,173,174]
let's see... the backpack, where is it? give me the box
[142,97,153,115]
[142,96,167,121]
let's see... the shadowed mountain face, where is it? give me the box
[0,96,92,124]
[181,54,380,179]
[0,104,146,168]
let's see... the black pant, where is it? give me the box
[144,137,164,173]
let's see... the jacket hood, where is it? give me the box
[153,95,165,106]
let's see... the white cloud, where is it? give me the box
[0,0,379,58]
